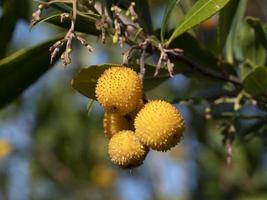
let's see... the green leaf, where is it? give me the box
[166,0,230,47]
[239,60,258,81]
[161,0,181,42]
[135,0,153,35]
[39,13,100,36]
[71,64,170,100]
[169,32,236,75]
[225,0,248,63]
[0,0,30,58]
[217,0,239,53]
[243,67,267,96]
[104,0,115,20]
[0,36,63,109]
[235,17,267,66]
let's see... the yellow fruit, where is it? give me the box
[103,112,130,139]
[108,130,148,168]
[134,100,185,151]
[0,139,12,160]
[95,67,142,115]
[200,17,217,30]
[90,165,116,188]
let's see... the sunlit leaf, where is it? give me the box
[166,0,230,46]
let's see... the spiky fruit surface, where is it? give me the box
[135,100,185,151]
[108,130,147,168]
[95,67,142,115]
[103,113,130,139]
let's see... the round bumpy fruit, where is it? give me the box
[95,67,142,115]
[103,113,130,139]
[108,130,148,168]
[134,100,185,151]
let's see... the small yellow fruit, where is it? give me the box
[90,165,116,188]
[0,139,12,160]
[108,130,148,168]
[95,67,142,115]
[134,100,185,151]
[103,113,130,139]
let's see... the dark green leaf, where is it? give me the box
[166,0,230,47]
[39,13,100,36]
[134,0,153,35]
[161,0,181,42]
[239,60,257,81]
[71,63,170,99]
[170,32,236,75]
[0,0,30,58]
[243,67,267,96]
[0,36,63,109]
[217,0,239,53]
[186,78,236,100]
[225,0,248,63]
[104,0,115,20]
[235,17,267,66]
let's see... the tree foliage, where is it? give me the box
[1,0,267,199]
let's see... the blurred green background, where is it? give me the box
[1,0,267,200]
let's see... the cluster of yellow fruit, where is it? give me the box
[95,67,185,168]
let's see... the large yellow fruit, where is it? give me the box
[95,67,142,115]
[134,100,185,151]
[103,113,130,139]
[108,130,148,168]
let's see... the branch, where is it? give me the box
[171,54,242,86]
[212,112,267,120]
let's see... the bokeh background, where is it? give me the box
[1,0,267,200]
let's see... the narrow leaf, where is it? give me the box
[0,0,30,58]
[169,32,236,75]
[225,0,248,63]
[166,0,230,47]
[135,0,153,35]
[217,0,239,53]
[161,0,181,42]
[0,36,63,109]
